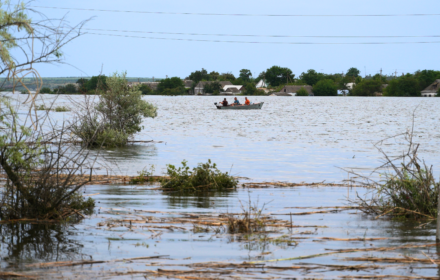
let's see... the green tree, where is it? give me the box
[219,72,236,82]
[86,75,107,91]
[40,87,52,94]
[414,70,440,90]
[243,82,265,95]
[313,79,337,96]
[157,77,185,95]
[265,66,295,87]
[139,84,152,95]
[351,79,382,96]
[295,87,309,96]
[239,69,252,82]
[203,81,222,94]
[384,75,420,97]
[346,67,360,78]
[187,68,210,84]
[64,83,77,94]
[209,71,220,81]
[299,69,325,86]
[72,72,157,147]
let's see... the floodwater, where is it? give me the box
[3,93,440,182]
[1,94,440,278]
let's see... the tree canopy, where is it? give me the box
[239,69,252,82]
[384,75,420,97]
[351,79,382,96]
[299,69,325,86]
[157,77,185,95]
[313,79,338,96]
[265,66,295,87]
[346,67,360,78]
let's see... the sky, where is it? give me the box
[23,0,440,78]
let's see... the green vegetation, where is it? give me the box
[157,77,185,95]
[352,131,439,220]
[265,66,295,87]
[239,69,252,82]
[295,87,309,96]
[384,75,420,97]
[351,79,382,96]
[300,69,325,86]
[129,165,158,184]
[0,97,94,221]
[346,67,360,78]
[203,81,222,94]
[243,82,265,95]
[40,87,52,94]
[313,79,338,96]
[162,160,238,192]
[54,106,70,112]
[71,72,157,148]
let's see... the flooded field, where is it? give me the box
[1,94,440,279]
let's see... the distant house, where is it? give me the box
[194,81,233,95]
[346,83,356,90]
[279,85,314,96]
[270,92,294,96]
[224,87,241,95]
[127,81,159,91]
[256,79,267,88]
[223,85,244,94]
[421,79,440,97]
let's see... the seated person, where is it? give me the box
[221,98,228,106]
[244,97,250,105]
[233,97,241,105]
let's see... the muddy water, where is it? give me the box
[1,185,439,279]
[3,93,440,182]
[1,94,440,278]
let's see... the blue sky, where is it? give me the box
[31,0,440,78]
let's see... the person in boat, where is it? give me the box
[233,97,241,106]
[221,98,229,106]
[244,97,250,105]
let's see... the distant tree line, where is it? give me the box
[36,67,440,97]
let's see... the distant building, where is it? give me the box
[194,81,233,95]
[421,79,440,97]
[279,85,314,96]
[256,79,267,88]
[346,83,355,90]
[223,85,244,94]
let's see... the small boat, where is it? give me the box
[214,102,264,110]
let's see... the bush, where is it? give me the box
[350,129,439,220]
[163,160,238,192]
[139,84,152,95]
[54,106,70,112]
[71,72,157,148]
[351,79,382,96]
[295,87,309,96]
[313,79,338,96]
[157,77,185,95]
[40,87,52,94]
[384,75,420,97]
[0,97,95,221]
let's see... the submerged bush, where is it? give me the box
[71,72,157,147]
[351,129,440,220]
[295,87,309,96]
[162,160,238,192]
[0,97,95,221]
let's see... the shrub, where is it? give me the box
[54,106,70,112]
[295,87,309,96]
[0,97,95,221]
[351,79,382,96]
[313,79,338,96]
[40,87,52,94]
[71,72,157,147]
[350,129,439,220]
[163,160,238,192]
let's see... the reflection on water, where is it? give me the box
[166,190,235,209]
[0,223,85,270]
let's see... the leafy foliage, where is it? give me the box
[346,67,360,78]
[265,66,295,87]
[351,79,382,96]
[295,87,309,96]
[239,69,252,82]
[157,77,185,95]
[384,75,420,97]
[71,72,157,147]
[300,69,325,86]
[40,87,52,94]
[244,82,265,95]
[163,160,238,192]
[203,81,223,94]
[313,79,337,96]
